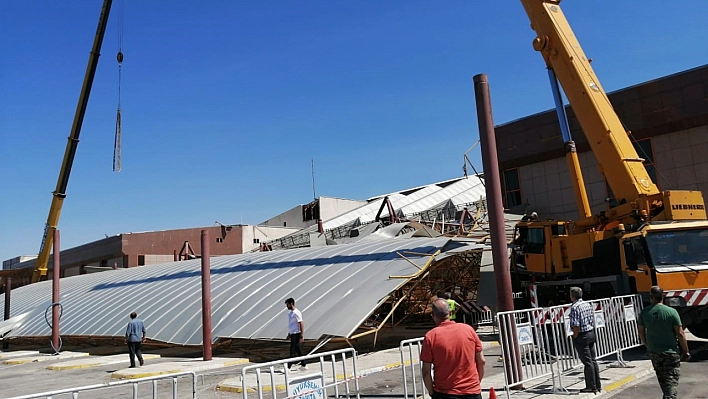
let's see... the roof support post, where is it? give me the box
[474,73,523,387]
[2,276,10,349]
[52,229,61,353]
[201,230,213,361]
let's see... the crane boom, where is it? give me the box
[32,0,114,283]
[519,0,659,204]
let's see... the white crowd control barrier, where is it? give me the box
[610,294,644,364]
[7,371,197,399]
[399,337,427,399]
[469,308,494,327]
[241,348,360,399]
[497,308,558,397]
[498,294,644,395]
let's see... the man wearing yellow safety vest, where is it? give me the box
[444,292,460,321]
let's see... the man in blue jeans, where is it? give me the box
[125,312,146,368]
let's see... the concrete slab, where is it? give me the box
[3,351,89,365]
[0,350,40,359]
[111,357,249,380]
[46,353,162,370]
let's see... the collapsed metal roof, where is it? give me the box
[0,237,478,346]
[266,175,488,250]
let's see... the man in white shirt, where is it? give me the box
[285,297,307,370]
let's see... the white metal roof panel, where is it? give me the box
[399,176,485,216]
[0,237,461,345]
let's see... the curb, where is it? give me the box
[3,352,89,365]
[46,354,162,370]
[111,369,182,380]
[112,358,248,380]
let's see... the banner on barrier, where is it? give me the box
[288,373,325,399]
[624,305,636,321]
[595,311,605,328]
[517,323,534,345]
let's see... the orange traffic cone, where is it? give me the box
[489,386,497,399]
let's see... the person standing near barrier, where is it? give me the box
[421,298,485,399]
[285,297,308,371]
[444,292,460,321]
[638,286,690,399]
[569,287,601,393]
[124,312,146,368]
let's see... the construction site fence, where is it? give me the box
[6,371,197,399]
[496,294,643,396]
[399,337,427,399]
[241,347,360,399]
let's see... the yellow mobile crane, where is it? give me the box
[31,0,113,283]
[512,0,708,337]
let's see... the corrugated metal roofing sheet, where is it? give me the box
[0,237,468,345]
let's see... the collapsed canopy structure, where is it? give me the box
[0,236,485,346]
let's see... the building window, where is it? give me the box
[606,138,657,208]
[503,168,522,207]
[138,255,145,266]
[216,237,224,243]
[302,200,320,222]
[253,238,260,244]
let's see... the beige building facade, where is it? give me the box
[496,65,708,221]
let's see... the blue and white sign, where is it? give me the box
[287,372,325,399]
[595,311,605,328]
[624,305,636,322]
[517,323,534,346]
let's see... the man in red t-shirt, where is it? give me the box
[421,298,486,399]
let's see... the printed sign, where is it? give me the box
[287,372,325,399]
[516,323,534,346]
[594,311,605,328]
[624,305,636,322]
[564,315,573,337]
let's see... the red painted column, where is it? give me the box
[52,229,61,352]
[201,230,213,361]
[474,74,514,312]
[474,74,522,386]
[3,276,10,349]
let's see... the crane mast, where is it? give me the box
[32,0,113,283]
[519,0,659,206]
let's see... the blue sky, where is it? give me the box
[1,1,706,265]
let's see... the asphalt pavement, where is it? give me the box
[605,332,708,398]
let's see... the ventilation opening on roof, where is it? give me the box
[436,179,460,189]
[400,187,425,196]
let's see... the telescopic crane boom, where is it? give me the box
[32,0,113,283]
[511,0,708,337]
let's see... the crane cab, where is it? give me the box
[511,220,570,276]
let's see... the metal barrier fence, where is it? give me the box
[399,337,426,399]
[241,348,360,399]
[7,371,197,399]
[468,308,494,326]
[497,294,643,395]
[497,307,558,396]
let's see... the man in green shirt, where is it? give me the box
[638,286,690,399]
